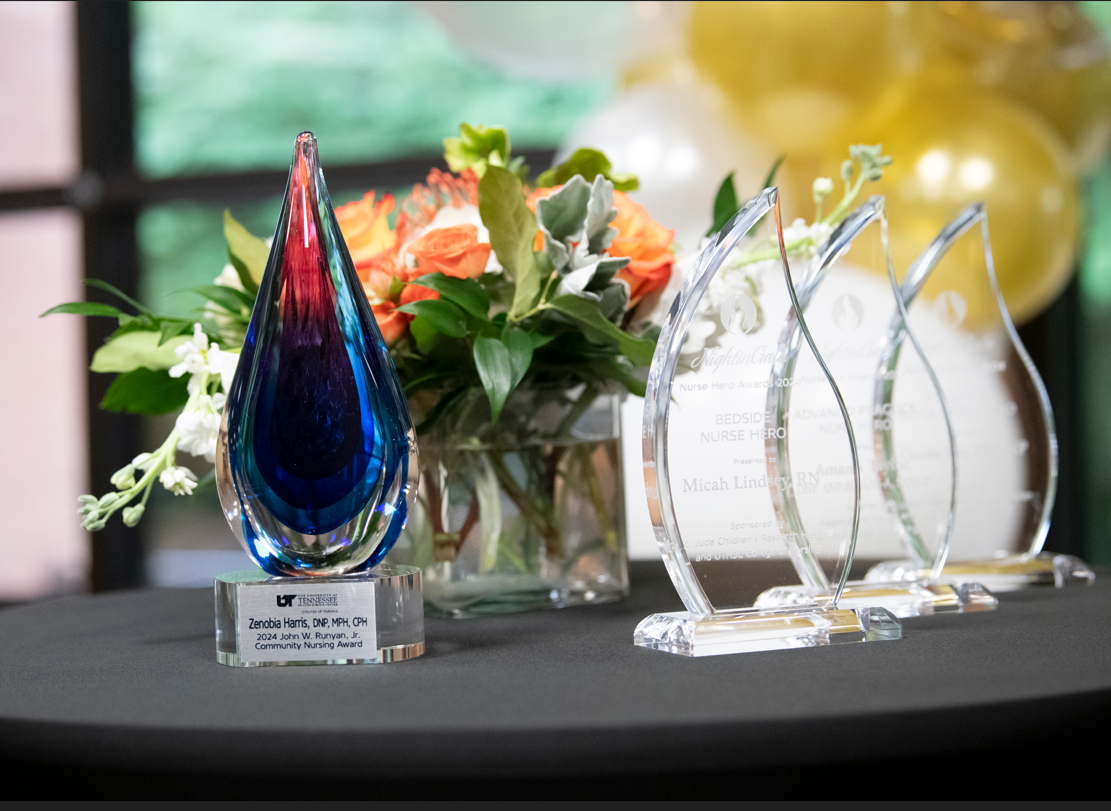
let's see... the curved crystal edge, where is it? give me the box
[633,606,901,657]
[865,553,1095,591]
[641,187,780,617]
[907,204,1057,558]
[754,580,997,618]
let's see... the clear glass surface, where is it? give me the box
[863,204,1078,587]
[216,133,418,578]
[642,188,868,617]
[387,386,628,617]
[750,197,987,617]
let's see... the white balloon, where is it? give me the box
[556,84,774,256]
[415,1,690,81]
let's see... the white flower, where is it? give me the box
[207,346,240,394]
[168,323,240,393]
[781,218,833,256]
[399,204,503,273]
[159,466,198,496]
[176,393,225,463]
[133,452,155,470]
[812,177,834,200]
[169,324,210,379]
[214,263,245,291]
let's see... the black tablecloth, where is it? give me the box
[0,562,1107,799]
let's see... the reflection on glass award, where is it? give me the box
[865,204,1094,591]
[635,188,902,656]
[752,198,996,617]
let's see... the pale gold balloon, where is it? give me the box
[686,1,918,156]
[919,1,1111,172]
[823,82,1079,325]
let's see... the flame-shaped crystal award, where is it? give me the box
[752,198,996,617]
[213,133,424,666]
[635,188,902,656]
[865,204,1094,591]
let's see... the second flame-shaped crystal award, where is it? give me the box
[213,133,424,666]
[636,188,902,656]
[751,197,996,617]
[865,204,1094,591]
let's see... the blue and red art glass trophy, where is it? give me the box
[213,133,423,666]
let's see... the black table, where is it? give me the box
[0,562,1107,799]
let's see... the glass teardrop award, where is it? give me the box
[751,197,996,618]
[865,204,1094,591]
[635,188,902,656]
[214,133,423,666]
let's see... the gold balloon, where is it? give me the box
[687,1,918,156]
[919,1,1111,172]
[824,82,1079,325]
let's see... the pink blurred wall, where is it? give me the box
[0,1,89,597]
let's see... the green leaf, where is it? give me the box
[409,273,490,320]
[763,154,786,190]
[707,172,738,237]
[591,357,647,398]
[473,336,513,423]
[547,295,656,367]
[224,210,270,286]
[84,279,152,315]
[100,368,190,415]
[91,330,191,373]
[396,299,467,338]
[158,319,194,346]
[227,251,259,297]
[478,166,543,319]
[528,332,557,349]
[40,302,123,319]
[409,315,440,354]
[501,326,533,389]
[192,285,253,314]
[444,123,510,178]
[535,147,639,192]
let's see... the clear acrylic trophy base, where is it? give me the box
[865,552,1095,593]
[753,580,997,619]
[634,606,901,658]
[215,564,424,667]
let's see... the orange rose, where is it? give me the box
[407,224,491,279]
[371,301,408,346]
[526,186,554,252]
[608,191,675,307]
[335,191,397,271]
[399,283,439,307]
[361,268,395,306]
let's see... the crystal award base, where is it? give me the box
[866,553,1095,593]
[634,606,901,658]
[215,564,424,667]
[753,580,997,619]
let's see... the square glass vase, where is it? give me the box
[385,385,629,618]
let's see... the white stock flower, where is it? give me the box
[812,177,834,199]
[176,393,225,463]
[207,346,240,394]
[214,263,246,291]
[168,323,240,394]
[160,466,198,496]
[169,324,210,379]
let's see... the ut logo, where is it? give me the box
[276,595,296,607]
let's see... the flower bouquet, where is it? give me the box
[48,123,888,616]
[49,124,676,615]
